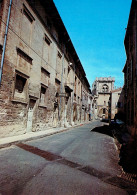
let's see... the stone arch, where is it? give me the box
[98,107,108,119]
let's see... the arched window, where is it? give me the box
[102,84,109,93]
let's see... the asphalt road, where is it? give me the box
[0,120,136,195]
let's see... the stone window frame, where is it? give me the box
[67,65,71,75]
[0,0,3,11]
[58,51,62,59]
[39,83,48,108]
[56,51,62,80]
[55,78,61,95]
[41,67,50,89]
[45,34,52,45]
[41,67,50,78]
[12,70,29,104]
[74,76,77,94]
[0,44,2,55]
[55,78,61,105]
[23,4,35,23]
[16,47,33,65]
[15,75,26,93]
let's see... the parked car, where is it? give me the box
[110,119,125,128]
[101,118,109,123]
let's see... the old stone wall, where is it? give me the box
[110,88,123,119]
[0,0,91,138]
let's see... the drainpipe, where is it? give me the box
[0,0,12,86]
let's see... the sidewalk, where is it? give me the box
[0,123,85,149]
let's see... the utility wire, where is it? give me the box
[0,17,72,81]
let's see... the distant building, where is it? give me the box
[123,0,137,136]
[92,77,115,119]
[110,88,124,120]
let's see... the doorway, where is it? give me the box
[26,99,36,132]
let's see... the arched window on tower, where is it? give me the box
[102,84,109,93]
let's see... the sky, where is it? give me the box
[53,0,132,88]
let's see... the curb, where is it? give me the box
[0,128,68,149]
[0,122,90,149]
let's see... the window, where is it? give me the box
[17,48,33,64]
[29,99,36,109]
[55,79,61,105]
[23,4,35,23]
[45,34,52,45]
[102,84,109,93]
[0,44,2,55]
[74,93,76,101]
[68,66,71,75]
[40,86,47,105]
[78,96,80,104]
[74,76,77,94]
[55,78,61,86]
[41,67,50,77]
[14,72,28,101]
[43,35,51,63]
[103,108,106,114]
[16,48,32,76]
[21,5,34,44]
[15,75,26,93]
[41,67,50,87]
[0,0,3,11]
[58,51,62,59]
[56,51,62,80]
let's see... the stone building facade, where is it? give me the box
[0,0,91,138]
[109,88,124,120]
[92,77,115,119]
[123,0,137,136]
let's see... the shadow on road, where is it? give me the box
[91,125,113,137]
[91,124,137,177]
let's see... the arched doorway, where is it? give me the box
[98,107,108,119]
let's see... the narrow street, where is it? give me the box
[0,121,136,195]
